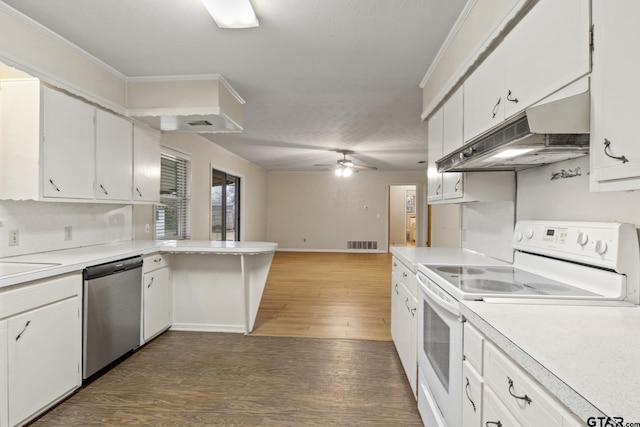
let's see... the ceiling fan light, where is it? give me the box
[335,168,344,177]
[342,167,353,177]
[202,0,259,29]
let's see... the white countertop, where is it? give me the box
[461,300,640,422]
[390,246,508,272]
[0,240,278,290]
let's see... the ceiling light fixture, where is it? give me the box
[202,0,259,29]
[335,166,353,177]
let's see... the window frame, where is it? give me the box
[210,168,241,241]
[155,147,191,240]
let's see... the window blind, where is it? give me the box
[156,152,191,240]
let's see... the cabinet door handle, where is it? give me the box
[393,262,398,267]
[405,297,410,311]
[100,184,108,195]
[147,276,154,288]
[603,139,629,163]
[136,187,143,197]
[154,258,162,263]
[508,376,532,404]
[492,97,501,118]
[410,307,416,317]
[506,90,519,104]
[465,377,476,413]
[435,184,441,196]
[454,178,461,192]
[49,179,61,192]
[15,320,31,341]
[394,283,399,295]
[402,272,408,278]
[486,422,502,427]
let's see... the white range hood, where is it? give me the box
[127,74,244,133]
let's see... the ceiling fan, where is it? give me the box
[314,150,377,177]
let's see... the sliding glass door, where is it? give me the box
[211,169,240,241]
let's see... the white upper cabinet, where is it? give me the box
[463,0,590,143]
[427,108,444,203]
[42,87,96,199]
[463,44,507,142]
[442,87,464,200]
[590,0,640,191]
[133,124,161,203]
[95,110,133,201]
[502,0,590,119]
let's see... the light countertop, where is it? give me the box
[462,300,640,422]
[390,246,508,272]
[0,240,278,290]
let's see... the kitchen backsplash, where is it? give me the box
[0,200,132,258]
[461,200,515,263]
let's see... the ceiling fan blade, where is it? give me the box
[313,164,335,167]
[352,164,377,170]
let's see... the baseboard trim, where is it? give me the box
[170,323,245,334]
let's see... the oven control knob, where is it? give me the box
[576,231,589,246]
[525,228,534,239]
[514,231,523,242]
[595,240,608,255]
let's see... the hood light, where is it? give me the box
[202,0,259,29]
[486,148,536,161]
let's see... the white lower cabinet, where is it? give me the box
[142,254,172,343]
[463,323,584,427]
[390,257,418,398]
[0,274,82,427]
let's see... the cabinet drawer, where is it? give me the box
[0,274,81,319]
[462,361,483,427]
[464,322,484,374]
[483,386,523,427]
[484,341,578,427]
[143,253,168,273]
[398,262,417,296]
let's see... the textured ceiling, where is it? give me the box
[2,0,467,171]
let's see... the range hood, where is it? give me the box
[126,75,244,133]
[436,86,590,173]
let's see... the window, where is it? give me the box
[211,169,240,241]
[155,151,191,240]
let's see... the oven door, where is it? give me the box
[416,271,463,427]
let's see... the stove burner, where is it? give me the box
[460,279,524,293]
[436,266,484,275]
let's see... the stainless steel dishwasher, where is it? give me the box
[83,256,142,379]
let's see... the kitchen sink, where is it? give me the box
[0,262,61,277]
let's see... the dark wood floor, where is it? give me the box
[31,253,421,426]
[32,331,422,426]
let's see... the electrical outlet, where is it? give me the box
[145,223,150,233]
[64,226,73,241]
[9,229,19,246]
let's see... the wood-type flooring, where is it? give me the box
[31,252,422,426]
[251,252,393,341]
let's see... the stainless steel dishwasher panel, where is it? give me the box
[83,259,142,379]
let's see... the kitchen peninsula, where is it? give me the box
[0,240,277,334]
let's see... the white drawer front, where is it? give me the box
[464,322,484,374]
[484,341,578,427]
[483,386,523,427]
[143,253,168,273]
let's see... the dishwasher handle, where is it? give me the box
[84,256,143,280]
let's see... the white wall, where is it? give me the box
[517,156,640,226]
[0,201,132,257]
[430,204,461,248]
[266,172,425,251]
[134,132,268,242]
[462,201,515,262]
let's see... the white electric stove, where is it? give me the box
[414,221,640,427]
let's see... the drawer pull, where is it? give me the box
[486,422,502,427]
[506,90,519,104]
[15,320,31,341]
[393,262,397,267]
[410,307,416,317]
[154,258,162,263]
[465,377,476,413]
[405,298,410,311]
[402,272,408,278]
[508,376,532,404]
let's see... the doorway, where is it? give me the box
[388,185,417,249]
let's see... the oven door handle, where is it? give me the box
[419,276,460,315]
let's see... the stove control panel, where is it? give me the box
[512,220,638,271]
